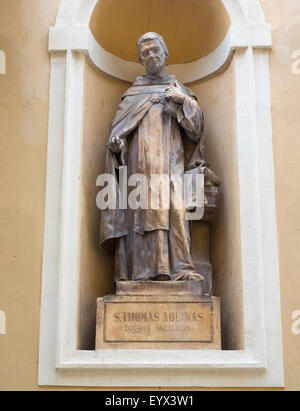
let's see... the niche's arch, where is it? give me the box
[50,0,271,83]
[55,0,263,28]
[39,0,283,388]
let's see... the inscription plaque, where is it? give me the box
[96,287,221,350]
[104,302,213,343]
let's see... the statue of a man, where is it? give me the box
[100,32,207,282]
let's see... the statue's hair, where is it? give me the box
[137,32,169,63]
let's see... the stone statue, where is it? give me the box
[100,32,211,283]
[96,33,222,349]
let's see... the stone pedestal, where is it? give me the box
[96,281,221,350]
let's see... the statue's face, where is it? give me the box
[139,39,166,75]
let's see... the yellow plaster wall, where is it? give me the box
[0,0,299,390]
[261,0,300,391]
[0,0,62,389]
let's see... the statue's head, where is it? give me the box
[137,32,168,75]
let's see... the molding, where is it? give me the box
[39,0,284,387]
[56,50,85,364]
[231,24,271,49]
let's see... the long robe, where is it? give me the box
[100,74,206,281]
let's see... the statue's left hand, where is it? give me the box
[165,82,185,105]
[107,136,125,153]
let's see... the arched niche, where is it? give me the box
[39,0,283,388]
[80,0,241,355]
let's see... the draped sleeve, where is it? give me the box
[167,82,207,170]
[176,95,203,143]
[108,94,153,143]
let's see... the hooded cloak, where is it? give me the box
[99,74,206,280]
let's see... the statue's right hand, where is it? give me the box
[107,136,124,153]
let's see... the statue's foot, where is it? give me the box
[181,272,204,281]
[154,274,170,281]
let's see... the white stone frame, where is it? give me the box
[39,0,284,387]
